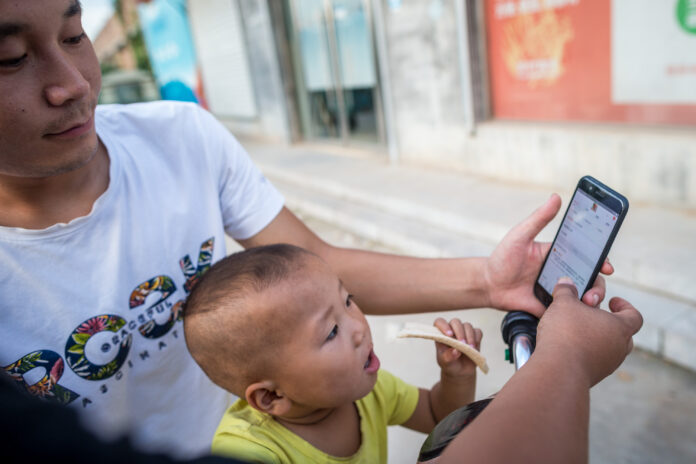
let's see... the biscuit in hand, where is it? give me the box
[396,323,489,374]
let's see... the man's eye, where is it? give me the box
[65,32,86,45]
[327,325,338,341]
[0,54,27,68]
[346,294,354,307]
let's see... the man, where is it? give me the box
[0,0,640,460]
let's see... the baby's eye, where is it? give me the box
[346,294,354,307]
[327,325,338,341]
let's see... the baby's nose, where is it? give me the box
[352,326,365,346]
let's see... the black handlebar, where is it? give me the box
[501,311,538,368]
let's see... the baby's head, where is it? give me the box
[183,244,380,417]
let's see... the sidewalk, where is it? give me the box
[285,212,696,464]
[244,140,696,373]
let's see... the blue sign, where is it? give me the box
[138,0,199,102]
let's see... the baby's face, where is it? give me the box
[267,255,380,410]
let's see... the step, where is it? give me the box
[247,143,696,372]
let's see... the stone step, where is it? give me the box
[256,157,696,372]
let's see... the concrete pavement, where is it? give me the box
[224,139,696,462]
[275,211,696,464]
[245,211,696,464]
[228,142,696,464]
[243,140,696,374]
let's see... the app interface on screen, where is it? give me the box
[538,189,619,296]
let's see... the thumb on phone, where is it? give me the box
[552,277,578,299]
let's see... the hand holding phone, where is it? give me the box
[534,176,628,307]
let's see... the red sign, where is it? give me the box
[485,0,696,125]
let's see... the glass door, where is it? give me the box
[286,0,383,144]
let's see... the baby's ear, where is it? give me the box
[245,381,291,416]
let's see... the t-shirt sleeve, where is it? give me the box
[192,105,285,240]
[375,370,420,426]
[212,432,281,464]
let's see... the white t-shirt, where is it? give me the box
[0,101,284,458]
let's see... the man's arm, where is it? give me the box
[433,280,643,464]
[238,195,612,316]
[238,207,489,315]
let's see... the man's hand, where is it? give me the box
[483,194,614,317]
[435,281,642,464]
[537,277,643,387]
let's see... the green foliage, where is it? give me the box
[112,0,154,74]
[101,60,119,76]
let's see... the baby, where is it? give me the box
[183,244,483,463]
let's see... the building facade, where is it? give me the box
[185,0,696,210]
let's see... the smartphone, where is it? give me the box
[534,176,629,307]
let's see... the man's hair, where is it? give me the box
[183,244,312,396]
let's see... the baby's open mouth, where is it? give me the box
[363,349,380,373]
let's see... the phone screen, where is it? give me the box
[537,189,621,296]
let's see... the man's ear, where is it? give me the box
[245,381,292,416]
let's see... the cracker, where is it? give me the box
[396,323,489,374]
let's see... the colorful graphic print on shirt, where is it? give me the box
[3,237,215,406]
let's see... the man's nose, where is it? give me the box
[44,51,90,107]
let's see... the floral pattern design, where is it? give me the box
[65,314,131,381]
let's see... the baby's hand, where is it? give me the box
[433,318,483,378]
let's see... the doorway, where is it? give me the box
[284,0,384,145]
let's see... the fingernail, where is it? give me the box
[558,276,574,286]
[446,330,453,336]
[592,294,599,305]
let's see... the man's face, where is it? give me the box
[0,0,102,178]
[267,255,381,412]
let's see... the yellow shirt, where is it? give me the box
[212,370,419,464]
